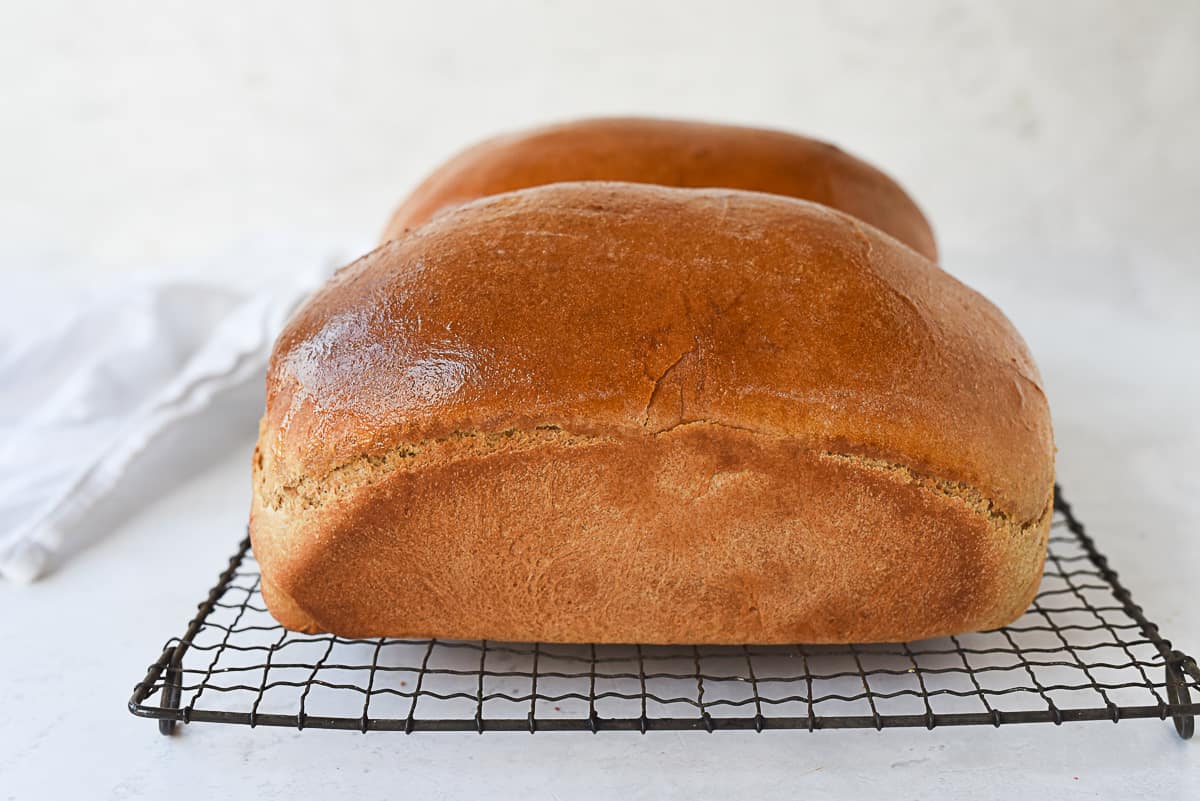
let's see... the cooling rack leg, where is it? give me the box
[1165,652,1195,740]
[158,659,183,736]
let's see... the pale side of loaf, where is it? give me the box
[252,182,1054,644]
[382,117,938,261]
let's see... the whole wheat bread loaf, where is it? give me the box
[251,182,1053,644]
[381,117,938,261]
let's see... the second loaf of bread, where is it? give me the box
[251,182,1054,644]
[382,117,938,261]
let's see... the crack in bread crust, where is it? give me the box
[258,421,1052,533]
[259,424,601,512]
[818,451,1054,534]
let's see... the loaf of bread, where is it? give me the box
[382,117,937,261]
[251,182,1054,644]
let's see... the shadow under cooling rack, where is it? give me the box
[129,486,1199,739]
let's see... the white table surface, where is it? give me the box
[2,253,1198,800]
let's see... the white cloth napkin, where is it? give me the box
[0,243,345,581]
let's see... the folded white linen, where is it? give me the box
[0,243,345,581]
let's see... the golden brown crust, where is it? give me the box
[250,424,1052,643]
[382,117,937,261]
[252,182,1053,643]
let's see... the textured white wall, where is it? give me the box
[3,1,1197,305]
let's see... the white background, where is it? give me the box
[2,1,1198,799]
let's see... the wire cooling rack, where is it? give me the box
[129,486,1199,739]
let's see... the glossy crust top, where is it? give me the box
[381,117,937,261]
[264,182,1051,526]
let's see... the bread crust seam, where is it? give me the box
[258,421,1051,533]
